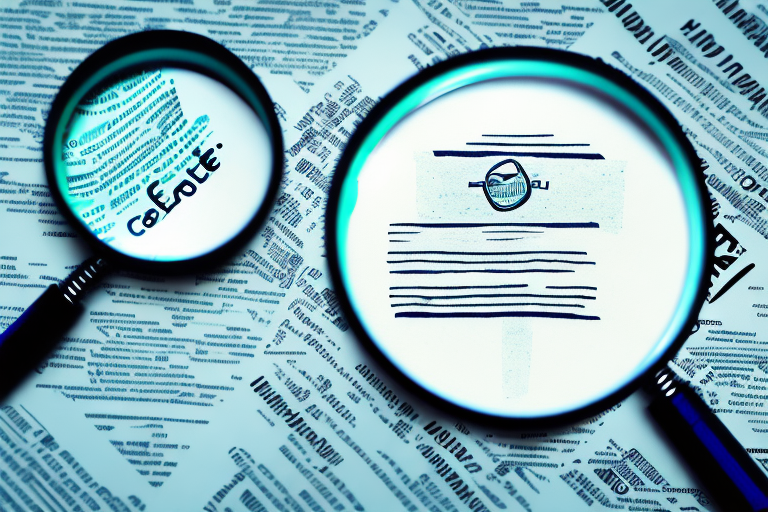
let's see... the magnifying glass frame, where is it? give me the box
[326,46,714,428]
[43,30,284,274]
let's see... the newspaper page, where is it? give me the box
[0,0,765,511]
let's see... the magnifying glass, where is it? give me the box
[329,47,768,510]
[0,30,282,398]
[326,47,768,511]
[329,46,711,424]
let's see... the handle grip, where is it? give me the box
[647,368,768,512]
[0,258,108,402]
[0,284,82,401]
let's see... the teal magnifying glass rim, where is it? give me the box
[326,46,713,426]
[43,30,283,274]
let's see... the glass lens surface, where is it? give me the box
[57,67,273,262]
[335,64,705,419]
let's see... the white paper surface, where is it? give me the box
[1,1,766,511]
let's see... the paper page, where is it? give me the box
[1,1,765,511]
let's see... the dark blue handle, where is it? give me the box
[648,373,768,512]
[0,284,82,402]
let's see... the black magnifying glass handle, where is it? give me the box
[647,367,768,512]
[0,257,108,402]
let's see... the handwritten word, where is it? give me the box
[680,19,768,115]
[127,143,223,236]
[708,223,755,304]
[422,420,482,472]
[711,0,768,60]
[249,376,345,466]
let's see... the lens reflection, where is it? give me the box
[335,66,702,419]
[59,67,273,262]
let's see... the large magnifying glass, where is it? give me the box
[329,47,710,424]
[328,47,768,510]
[326,47,768,511]
[0,30,282,398]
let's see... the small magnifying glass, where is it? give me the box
[467,159,531,212]
[0,30,282,398]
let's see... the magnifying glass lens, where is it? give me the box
[329,50,709,423]
[0,31,283,401]
[58,67,273,262]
